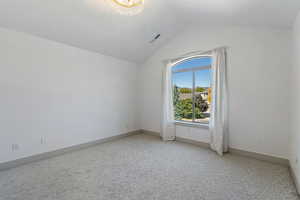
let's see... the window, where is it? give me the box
[172,56,212,124]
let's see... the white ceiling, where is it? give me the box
[0,0,299,63]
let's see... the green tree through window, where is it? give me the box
[172,56,212,124]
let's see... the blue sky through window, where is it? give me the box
[172,57,212,88]
[173,71,193,88]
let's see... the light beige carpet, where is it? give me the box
[0,134,298,200]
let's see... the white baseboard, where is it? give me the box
[176,136,210,149]
[229,147,289,166]
[140,129,160,137]
[0,128,293,185]
[0,130,141,171]
[141,129,289,166]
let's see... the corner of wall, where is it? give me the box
[290,9,300,195]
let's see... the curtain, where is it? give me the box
[161,62,176,141]
[209,47,229,155]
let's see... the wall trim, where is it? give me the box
[0,130,141,171]
[142,129,289,166]
[1,128,296,194]
[0,128,291,173]
[176,137,210,149]
[141,129,161,137]
[289,163,300,195]
[229,147,289,166]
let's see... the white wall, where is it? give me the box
[0,24,293,164]
[139,26,291,159]
[290,11,300,190]
[0,28,139,163]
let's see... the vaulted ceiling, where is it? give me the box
[0,0,299,63]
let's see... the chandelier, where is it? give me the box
[109,0,144,15]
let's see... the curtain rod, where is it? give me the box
[162,46,228,64]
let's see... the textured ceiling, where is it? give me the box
[0,0,299,63]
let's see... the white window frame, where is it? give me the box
[172,55,212,126]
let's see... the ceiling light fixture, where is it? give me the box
[110,0,144,15]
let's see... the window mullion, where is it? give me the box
[192,71,195,122]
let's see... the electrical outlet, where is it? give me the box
[11,144,19,151]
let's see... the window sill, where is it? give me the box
[175,121,209,129]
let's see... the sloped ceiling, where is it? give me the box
[0,0,299,63]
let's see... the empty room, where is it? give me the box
[1,0,300,199]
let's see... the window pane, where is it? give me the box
[194,69,211,123]
[172,57,212,72]
[172,71,193,122]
